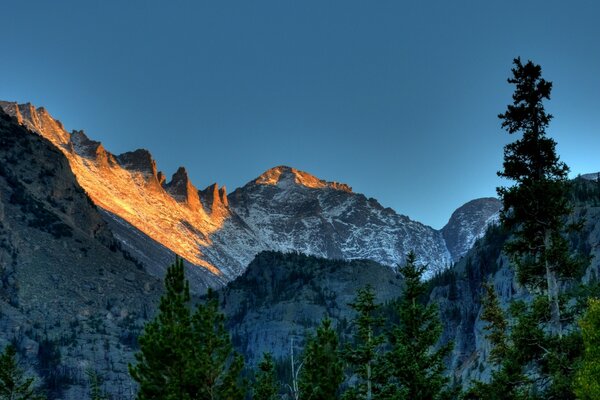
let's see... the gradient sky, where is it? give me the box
[2,1,599,228]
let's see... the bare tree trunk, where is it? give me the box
[366,330,372,400]
[544,232,562,338]
[290,338,300,400]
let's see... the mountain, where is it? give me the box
[580,172,600,181]
[1,100,597,397]
[441,197,501,261]
[228,166,454,276]
[0,106,163,399]
[218,178,600,382]
[0,101,500,289]
[219,251,404,364]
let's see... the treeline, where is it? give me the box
[126,252,455,400]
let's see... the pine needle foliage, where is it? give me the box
[0,345,46,400]
[129,257,245,400]
[380,252,452,400]
[573,298,600,399]
[342,285,385,400]
[252,353,278,400]
[299,318,344,400]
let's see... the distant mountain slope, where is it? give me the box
[228,166,453,276]
[441,197,501,261]
[0,101,499,288]
[219,251,403,364]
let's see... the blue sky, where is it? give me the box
[2,1,599,228]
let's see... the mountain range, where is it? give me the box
[1,101,598,399]
[0,101,501,290]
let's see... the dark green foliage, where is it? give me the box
[380,252,452,400]
[574,298,600,399]
[129,257,245,399]
[342,286,385,400]
[191,291,246,400]
[469,57,590,398]
[470,292,584,399]
[299,318,344,400]
[480,283,508,363]
[252,353,278,400]
[497,57,582,335]
[0,345,46,400]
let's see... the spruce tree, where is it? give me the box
[189,290,246,400]
[573,298,600,399]
[298,318,344,400]
[381,252,452,400]
[497,57,580,336]
[129,257,193,399]
[480,283,508,363]
[129,257,245,399]
[468,58,588,399]
[342,285,384,400]
[0,345,46,400]
[86,369,107,400]
[252,353,278,400]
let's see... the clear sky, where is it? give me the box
[2,1,599,228]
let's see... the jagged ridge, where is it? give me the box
[0,101,501,288]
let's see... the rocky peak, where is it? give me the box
[441,197,502,261]
[0,101,23,124]
[199,183,229,216]
[157,171,166,186]
[116,149,157,175]
[254,165,352,192]
[0,101,70,147]
[70,130,114,166]
[165,167,202,210]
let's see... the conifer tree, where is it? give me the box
[467,58,588,399]
[129,257,245,399]
[381,252,452,400]
[573,298,600,399]
[480,283,508,363]
[129,257,193,399]
[253,353,278,400]
[342,285,384,400]
[86,369,107,400]
[0,345,46,400]
[189,290,246,400]
[298,318,344,400]
[497,57,580,336]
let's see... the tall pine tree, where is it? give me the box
[342,285,384,400]
[298,318,344,400]
[469,58,588,399]
[0,345,46,400]
[129,257,245,399]
[381,252,452,400]
[497,57,580,336]
[252,353,279,400]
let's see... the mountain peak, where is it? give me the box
[164,166,203,210]
[254,166,352,192]
[116,149,157,176]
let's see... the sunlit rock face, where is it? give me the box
[0,101,225,284]
[0,101,499,288]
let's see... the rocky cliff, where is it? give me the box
[0,107,163,399]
